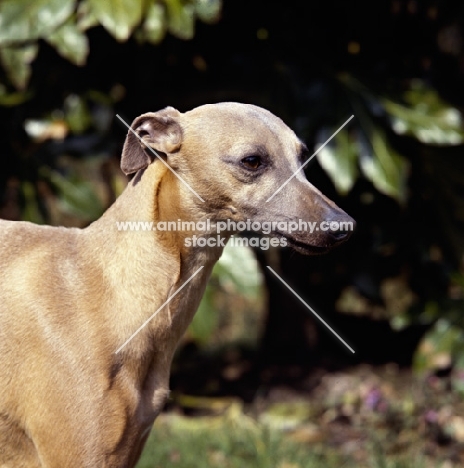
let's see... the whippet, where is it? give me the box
[0,103,354,467]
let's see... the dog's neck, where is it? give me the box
[86,161,223,365]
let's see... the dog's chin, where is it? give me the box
[277,233,332,255]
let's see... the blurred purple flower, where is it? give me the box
[365,388,382,410]
[424,409,438,424]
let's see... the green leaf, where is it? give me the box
[64,94,92,134]
[316,128,358,195]
[259,401,312,430]
[0,43,38,89]
[452,353,464,396]
[142,2,166,44]
[190,283,219,344]
[359,127,409,203]
[214,241,263,298]
[0,0,75,44]
[76,0,99,31]
[48,170,104,220]
[384,81,464,145]
[189,242,263,343]
[88,0,143,41]
[0,82,31,106]
[165,0,195,40]
[413,318,464,374]
[47,19,89,66]
[194,0,221,24]
[21,181,44,224]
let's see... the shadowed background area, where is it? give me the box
[1,0,464,466]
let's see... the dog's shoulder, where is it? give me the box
[0,219,78,261]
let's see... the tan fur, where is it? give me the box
[0,103,354,467]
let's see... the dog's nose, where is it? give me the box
[327,214,356,243]
[329,229,350,241]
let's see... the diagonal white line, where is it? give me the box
[115,266,205,354]
[116,114,205,203]
[266,115,354,203]
[266,266,355,354]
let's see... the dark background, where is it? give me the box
[1,0,464,425]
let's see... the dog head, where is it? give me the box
[121,103,355,254]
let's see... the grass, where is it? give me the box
[136,409,432,468]
[135,361,464,468]
[137,412,346,468]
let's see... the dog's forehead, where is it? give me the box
[184,102,301,152]
[187,102,286,128]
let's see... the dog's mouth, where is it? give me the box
[276,231,332,255]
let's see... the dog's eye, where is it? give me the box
[241,155,262,171]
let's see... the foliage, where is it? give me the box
[384,81,464,145]
[6,89,126,226]
[414,318,464,394]
[311,75,464,375]
[138,363,464,467]
[0,0,221,91]
[138,410,348,467]
[411,273,464,396]
[316,77,464,203]
[189,242,265,345]
[1,0,464,391]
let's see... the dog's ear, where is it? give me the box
[121,107,183,175]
